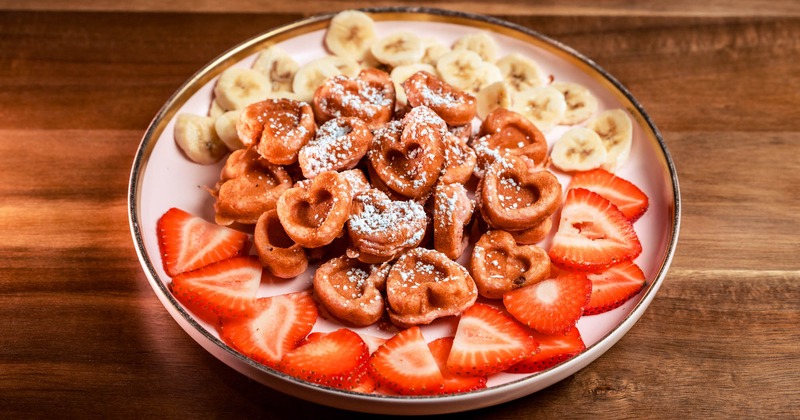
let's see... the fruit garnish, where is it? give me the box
[368,326,444,395]
[170,255,261,320]
[428,337,487,394]
[549,188,642,271]
[507,328,586,373]
[156,207,249,276]
[218,290,317,369]
[569,168,649,222]
[446,303,538,376]
[279,328,369,390]
[585,260,647,315]
[503,272,592,334]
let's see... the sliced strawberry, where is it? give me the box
[357,333,388,355]
[507,328,586,373]
[446,303,538,376]
[569,169,649,222]
[297,331,327,347]
[549,188,642,271]
[585,260,647,315]
[219,290,317,369]
[279,328,369,390]
[368,326,444,395]
[503,272,592,334]
[157,207,249,276]
[170,256,261,319]
[428,337,487,394]
[349,373,377,394]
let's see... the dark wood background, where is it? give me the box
[1,1,798,418]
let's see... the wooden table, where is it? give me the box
[2,1,798,418]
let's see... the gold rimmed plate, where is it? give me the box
[128,7,680,415]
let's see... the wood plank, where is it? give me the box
[1,7,798,418]
[0,270,796,417]
[1,13,798,132]
[666,131,800,271]
[1,0,799,17]
[0,12,302,130]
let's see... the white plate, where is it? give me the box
[128,8,680,415]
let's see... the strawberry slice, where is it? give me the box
[507,328,586,373]
[157,207,249,276]
[279,328,369,390]
[219,290,317,369]
[170,256,261,320]
[446,303,538,376]
[349,373,377,394]
[368,326,444,395]
[549,188,642,271]
[569,169,649,222]
[585,260,647,315]
[428,337,487,394]
[503,272,592,334]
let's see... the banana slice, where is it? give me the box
[214,110,244,151]
[420,37,450,65]
[314,55,361,77]
[252,46,299,93]
[292,58,342,102]
[436,49,484,93]
[390,63,438,106]
[511,86,567,132]
[588,109,634,172]
[174,114,229,165]
[476,81,511,120]
[208,99,224,119]
[452,31,498,62]
[477,62,503,91]
[550,127,607,172]
[496,53,545,94]
[371,31,425,67]
[325,10,377,61]
[213,67,271,111]
[551,81,598,125]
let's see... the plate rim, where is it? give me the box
[127,6,681,414]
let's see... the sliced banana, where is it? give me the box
[214,110,244,151]
[436,49,484,93]
[213,67,271,111]
[511,86,567,132]
[314,55,361,77]
[174,114,229,165]
[476,81,511,120]
[496,53,545,94]
[208,99,224,119]
[325,10,377,61]
[390,63,438,106]
[292,58,342,102]
[251,46,299,93]
[452,31,498,62]
[477,62,503,91]
[420,37,450,65]
[588,109,634,172]
[371,31,425,67]
[551,81,598,125]
[550,127,607,172]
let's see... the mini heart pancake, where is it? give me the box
[470,230,551,299]
[277,170,353,248]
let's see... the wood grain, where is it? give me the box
[2,0,800,17]
[0,4,798,418]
